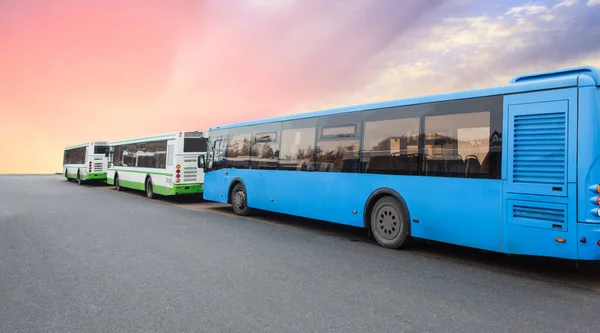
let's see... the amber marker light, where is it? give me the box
[555,238,566,243]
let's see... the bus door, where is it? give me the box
[503,87,578,259]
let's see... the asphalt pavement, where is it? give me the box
[1,175,599,332]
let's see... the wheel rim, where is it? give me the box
[233,190,246,210]
[375,204,401,240]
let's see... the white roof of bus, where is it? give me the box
[64,141,108,150]
[106,131,205,146]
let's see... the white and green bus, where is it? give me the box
[63,142,109,185]
[106,131,208,199]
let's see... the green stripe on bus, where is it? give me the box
[117,179,146,191]
[66,172,106,180]
[107,177,203,195]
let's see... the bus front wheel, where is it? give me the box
[231,183,250,216]
[370,196,411,249]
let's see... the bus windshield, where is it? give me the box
[94,146,108,155]
[183,138,207,153]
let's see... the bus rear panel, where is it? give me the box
[106,131,208,198]
[63,141,108,183]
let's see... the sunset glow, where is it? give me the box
[1,0,600,173]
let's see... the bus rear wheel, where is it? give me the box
[370,196,411,249]
[146,177,154,199]
[77,172,83,185]
[115,175,121,191]
[231,183,250,216]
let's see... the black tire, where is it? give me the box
[370,196,411,249]
[115,175,121,191]
[146,177,154,199]
[65,169,69,181]
[77,171,83,185]
[231,183,251,216]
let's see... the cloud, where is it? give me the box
[588,0,600,6]
[555,0,579,9]
[506,5,550,16]
[539,14,557,21]
[334,0,600,107]
[506,0,578,17]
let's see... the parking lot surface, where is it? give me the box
[1,175,599,332]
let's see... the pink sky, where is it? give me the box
[1,0,600,173]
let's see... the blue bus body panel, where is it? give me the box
[577,86,600,223]
[204,170,503,252]
[204,66,600,261]
[577,223,600,260]
[502,88,579,259]
[576,86,600,259]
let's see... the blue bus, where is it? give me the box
[203,65,600,261]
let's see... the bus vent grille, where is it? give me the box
[513,205,565,223]
[93,163,103,171]
[182,167,197,182]
[512,111,566,185]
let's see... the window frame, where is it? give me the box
[249,123,281,170]
[278,117,318,171]
[315,113,364,173]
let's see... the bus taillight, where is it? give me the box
[176,169,180,174]
[176,174,180,179]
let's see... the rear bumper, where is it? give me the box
[84,172,107,180]
[154,183,204,196]
[577,223,600,260]
[173,183,203,195]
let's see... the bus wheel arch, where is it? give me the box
[228,178,251,216]
[145,175,154,199]
[364,188,412,249]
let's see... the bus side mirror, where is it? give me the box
[198,155,206,169]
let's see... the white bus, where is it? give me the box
[106,131,208,199]
[63,142,109,185]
